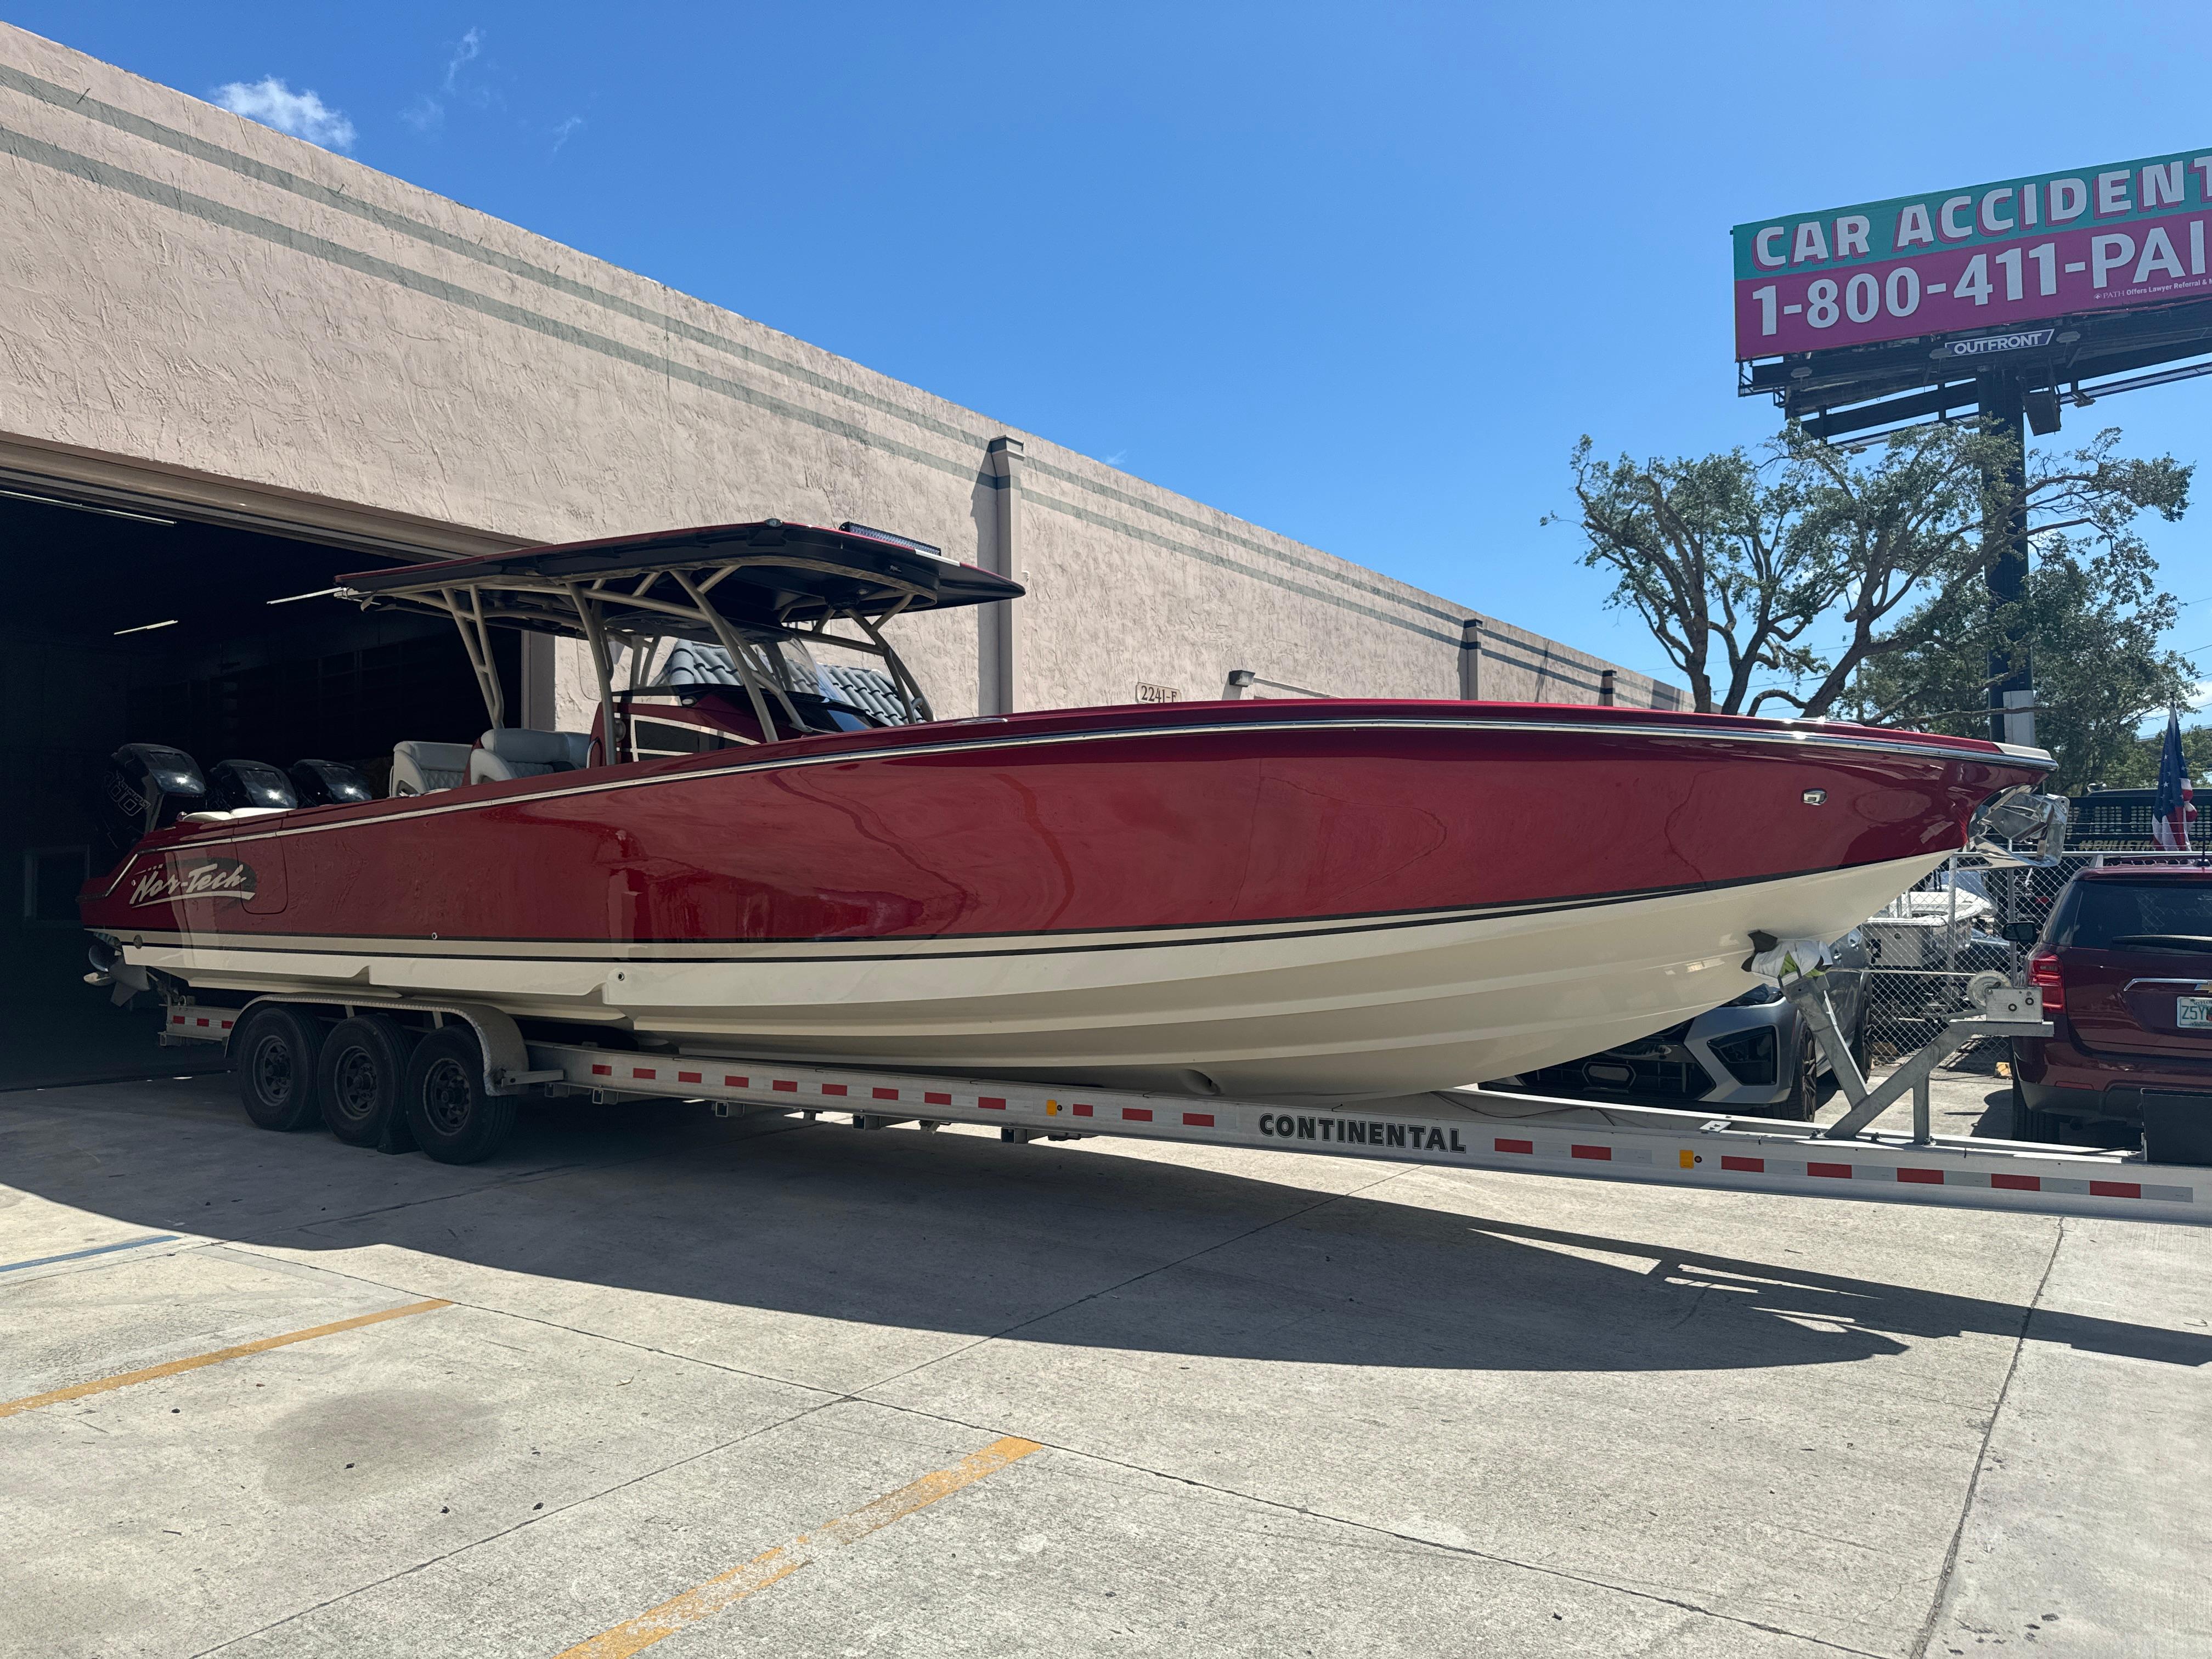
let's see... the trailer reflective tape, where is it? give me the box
[196,1017,208,1027]
[385,1029,2209,1223]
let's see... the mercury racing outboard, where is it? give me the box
[100,742,206,856]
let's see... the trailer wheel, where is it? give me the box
[1773,1029,1820,1121]
[402,1026,516,1165]
[319,1015,420,1151]
[234,1006,326,1131]
[2006,1077,2064,1143]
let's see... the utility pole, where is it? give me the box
[1978,370,2033,745]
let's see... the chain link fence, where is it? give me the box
[1858,844,2202,1074]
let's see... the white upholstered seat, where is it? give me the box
[469,728,595,784]
[391,740,473,797]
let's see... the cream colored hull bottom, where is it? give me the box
[132,853,1948,1099]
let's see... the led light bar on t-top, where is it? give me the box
[1736,148,2212,441]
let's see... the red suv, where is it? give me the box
[2011,864,2212,1164]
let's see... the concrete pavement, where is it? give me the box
[1,1069,2205,1657]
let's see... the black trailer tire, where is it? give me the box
[402,1026,516,1165]
[1773,1028,1820,1121]
[234,1005,326,1131]
[2006,1076,2064,1143]
[319,1014,420,1150]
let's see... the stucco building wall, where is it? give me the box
[0,24,1680,719]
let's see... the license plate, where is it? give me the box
[2180,997,2212,1030]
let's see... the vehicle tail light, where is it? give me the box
[2027,950,2063,1013]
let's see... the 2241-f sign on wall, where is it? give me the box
[1733,148,2212,358]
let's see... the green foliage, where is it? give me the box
[2093,723,2212,790]
[1558,424,2194,786]
[1840,532,2193,791]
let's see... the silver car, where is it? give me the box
[1488,929,1872,1120]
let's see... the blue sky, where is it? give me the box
[12,2,2211,701]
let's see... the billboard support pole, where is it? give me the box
[1978,372,2031,745]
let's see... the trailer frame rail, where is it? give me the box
[159,994,2209,1226]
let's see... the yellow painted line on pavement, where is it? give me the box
[0,1299,452,1419]
[557,1435,1045,1658]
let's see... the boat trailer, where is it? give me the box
[155,978,2210,1228]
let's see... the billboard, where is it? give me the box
[1733,148,2212,359]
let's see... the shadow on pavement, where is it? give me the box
[5,1077,2207,1375]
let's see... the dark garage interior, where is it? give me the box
[2,488,516,1087]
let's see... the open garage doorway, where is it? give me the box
[2,486,521,1088]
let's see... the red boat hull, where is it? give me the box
[82,701,2049,1097]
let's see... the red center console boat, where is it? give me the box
[81,520,2058,1098]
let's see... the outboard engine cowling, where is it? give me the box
[205,759,297,813]
[289,758,374,806]
[101,743,206,853]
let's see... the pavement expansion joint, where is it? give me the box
[220,1243,853,1402]
[182,1389,865,1659]
[848,1408,1895,1659]
[1910,1218,2065,1659]
[847,1163,1420,1401]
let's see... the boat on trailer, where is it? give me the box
[82,518,2060,1100]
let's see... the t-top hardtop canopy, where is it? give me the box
[337,519,1022,637]
[336,520,1020,741]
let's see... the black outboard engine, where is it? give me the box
[205,759,298,813]
[101,743,206,854]
[289,758,375,806]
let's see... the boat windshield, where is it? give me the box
[637,635,914,738]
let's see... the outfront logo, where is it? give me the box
[128,859,257,907]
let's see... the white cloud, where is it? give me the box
[550,115,584,154]
[1104,449,1129,468]
[399,93,444,134]
[212,77,357,151]
[443,27,483,93]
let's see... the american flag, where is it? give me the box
[2153,707,2197,851]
